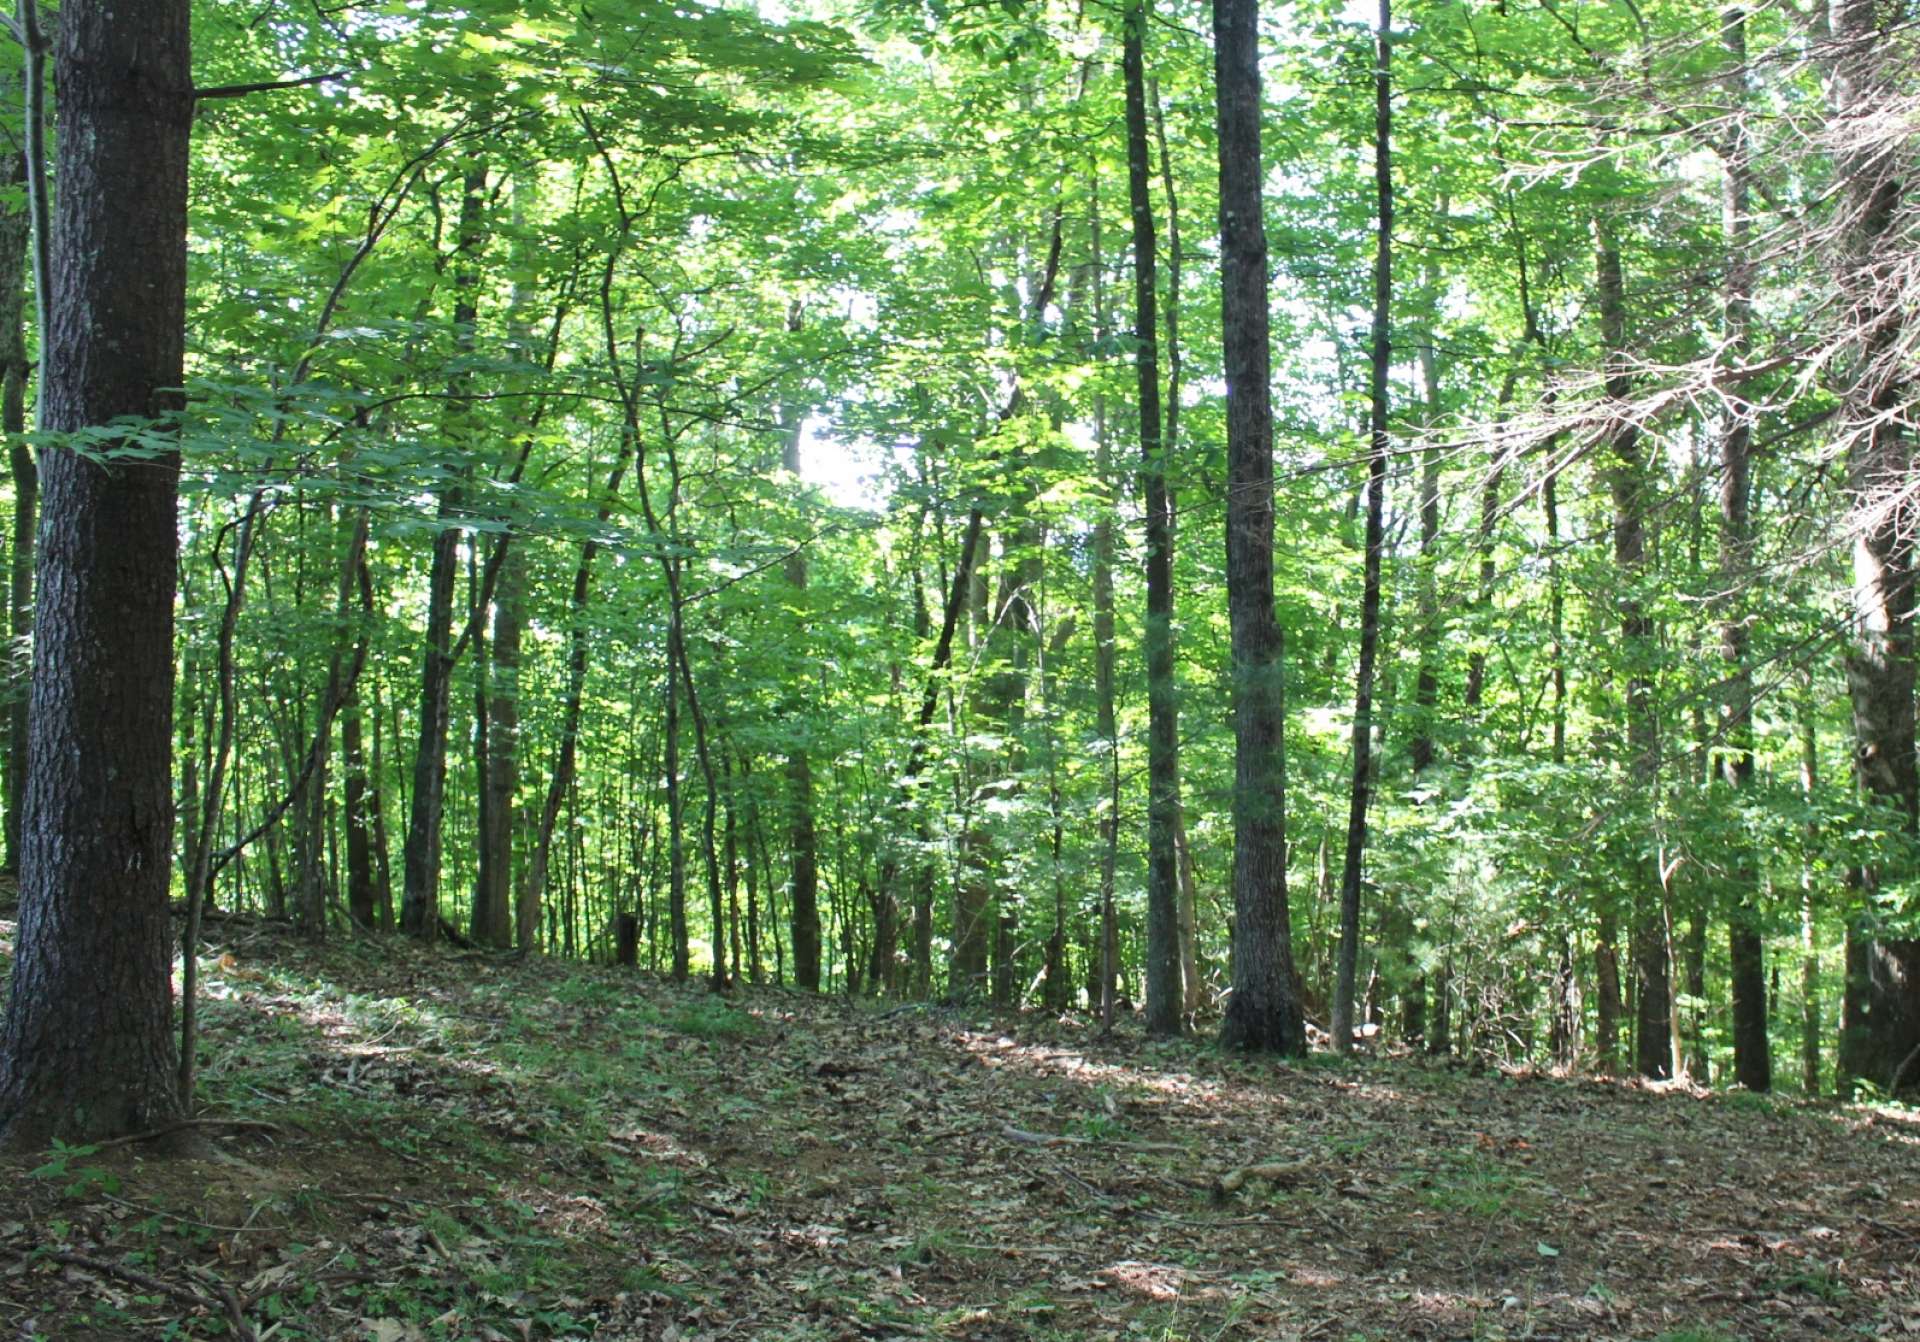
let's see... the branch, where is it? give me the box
[193,70,351,100]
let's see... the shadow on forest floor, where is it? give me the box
[2,915,1918,1340]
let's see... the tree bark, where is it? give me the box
[0,0,190,1146]
[1718,5,1770,1091]
[1215,0,1306,1055]
[780,357,823,990]
[1833,0,1920,1098]
[1332,0,1392,1055]
[400,163,487,940]
[1125,0,1182,1037]
[475,544,521,949]
[1594,216,1671,1080]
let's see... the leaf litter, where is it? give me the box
[1,920,1917,1340]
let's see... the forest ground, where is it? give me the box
[1,916,1917,1342]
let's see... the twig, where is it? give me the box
[1146,1210,1285,1227]
[98,1193,247,1234]
[88,1118,282,1152]
[999,1124,1185,1154]
[193,70,350,100]
[186,1265,257,1342]
[1888,1040,1920,1099]
[50,1251,257,1341]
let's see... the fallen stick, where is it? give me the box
[52,1251,257,1342]
[88,1118,282,1152]
[999,1124,1186,1154]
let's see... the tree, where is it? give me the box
[1214,0,1306,1055]
[1832,0,1920,1099]
[1331,0,1393,1055]
[0,0,191,1145]
[1124,0,1182,1037]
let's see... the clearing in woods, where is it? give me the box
[1,920,1916,1340]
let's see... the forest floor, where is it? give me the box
[2,918,1918,1341]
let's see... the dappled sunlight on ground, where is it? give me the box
[4,924,1919,1339]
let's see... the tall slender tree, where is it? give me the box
[1124,0,1182,1037]
[1332,0,1393,1055]
[1717,3,1769,1091]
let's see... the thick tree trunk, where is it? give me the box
[1332,0,1392,1055]
[1215,0,1306,1055]
[1833,0,1920,1100]
[0,0,190,1146]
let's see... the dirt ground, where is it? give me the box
[2,919,1917,1341]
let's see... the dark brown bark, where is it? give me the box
[1332,0,1392,1055]
[0,0,190,1145]
[780,378,823,990]
[343,688,374,931]
[1833,0,1920,1100]
[401,162,487,940]
[475,544,521,949]
[1126,0,1182,1037]
[1215,0,1306,1055]
[954,538,993,995]
[1594,217,1672,1080]
[1719,6,1770,1091]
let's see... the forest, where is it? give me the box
[1,0,1919,1334]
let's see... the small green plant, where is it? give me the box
[668,1001,759,1040]
[1420,1152,1514,1218]
[1720,1089,1779,1114]
[1066,1111,1126,1141]
[1770,1264,1850,1301]
[29,1139,119,1197]
[1653,1329,1736,1342]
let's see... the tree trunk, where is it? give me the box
[1332,0,1392,1055]
[475,544,522,949]
[781,386,823,990]
[1833,0,1920,1100]
[1215,0,1306,1055]
[1800,693,1822,1094]
[343,686,374,931]
[1594,217,1671,1080]
[1715,4,1771,1093]
[1125,0,1183,1038]
[665,667,689,978]
[401,163,487,941]
[0,0,190,1146]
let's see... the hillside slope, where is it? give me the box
[3,921,1917,1340]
